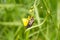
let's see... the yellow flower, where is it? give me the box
[22,16,31,26]
[22,16,34,28]
[22,18,29,27]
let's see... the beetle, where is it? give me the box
[22,16,34,28]
[26,16,34,28]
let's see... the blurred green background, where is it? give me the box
[0,0,60,40]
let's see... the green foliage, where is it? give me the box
[0,0,59,40]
